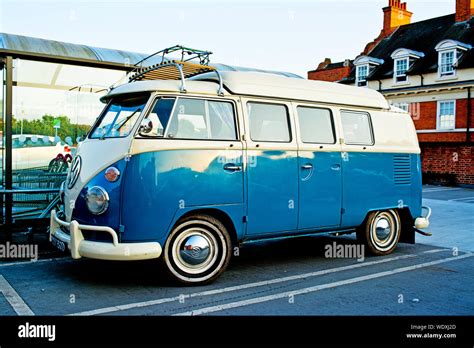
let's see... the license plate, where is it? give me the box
[51,235,66,252]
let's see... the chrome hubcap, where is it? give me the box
[172,228,218,274]
[179,235,211,265]
[375,217,391,243]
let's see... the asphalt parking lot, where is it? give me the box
[422,184,474,203]
[0,185,473,316]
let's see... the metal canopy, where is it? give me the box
[0,32,302,78]
[0,32,151,69]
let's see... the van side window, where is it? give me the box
[247,102,291,142]
[340,111,374,145]
[297,106,335,144]
[164,98,237,140]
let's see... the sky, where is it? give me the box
[0,0,456,77]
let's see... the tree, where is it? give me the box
[11,115,91,145]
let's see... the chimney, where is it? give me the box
[382,0,413,36]
[308,59,352,82]
[456,0,474,22]
[317,58,332,70]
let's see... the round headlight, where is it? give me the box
[104,167,120,182]
[85,186,109,215]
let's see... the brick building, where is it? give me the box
[308,0,474,186]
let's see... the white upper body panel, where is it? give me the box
[103,71,390,110]
[100,71,418,155]
[193,72,390,109]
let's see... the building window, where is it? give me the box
[435,40,472,79]
[394,58,409,83]
[439,50,456,77]
[393,102,409,112]
[356,65,368,87]
[437,100,456,130]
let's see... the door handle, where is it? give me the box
[331,164,341,171]
[301,164,313,170]
[224,164,242,172]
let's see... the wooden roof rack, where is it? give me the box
[128,46,224,95]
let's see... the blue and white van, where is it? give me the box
[50,63,430,285]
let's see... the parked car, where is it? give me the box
[1,134,72,171]
[50,66,430,285]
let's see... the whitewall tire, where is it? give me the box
[360,209,401,256]
[163,214,232,285]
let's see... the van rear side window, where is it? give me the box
[297,106,335,144]
[247,102,291,142]
[341,110,374,145]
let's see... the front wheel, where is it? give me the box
[358,209,401,256]
[163,214,232,285]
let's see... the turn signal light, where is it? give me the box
[104,167,120,182]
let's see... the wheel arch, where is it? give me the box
[171,208,239,246]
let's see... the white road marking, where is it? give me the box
[174,252,473,316]
[423,188,462,193]
[423,248,450,254]
[448,197,474,202]
[70,248,446,316]
[0,257,72,268]
[0,275,35,316]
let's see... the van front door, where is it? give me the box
[295,105,342,230]
[243,100,299,236]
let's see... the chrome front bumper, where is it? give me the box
[49,210,162,261]
[414,206,431,229]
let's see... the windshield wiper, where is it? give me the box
[116,108,143,132]
[101,108,142,139]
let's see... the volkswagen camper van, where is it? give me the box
[50,60,430,285]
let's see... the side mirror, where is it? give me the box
[138,118,153,135]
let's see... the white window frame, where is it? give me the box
[435,40,472,80]
[394,58,409,84]
[437,100,456,130]
[438,50,456,78]
[393,102,409,112]
[356,64,369,87]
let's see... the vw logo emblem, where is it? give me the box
[67,156,82,189]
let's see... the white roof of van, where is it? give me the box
[103,71,389,109]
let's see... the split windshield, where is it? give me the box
[90,94,149,139]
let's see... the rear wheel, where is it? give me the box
[163,214,232,285]
[358,209,401,256]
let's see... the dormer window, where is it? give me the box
[435,40,472,79]
[395,58,409,82]
[390,48,424,84]
[439,50,456,77]
[356,65,369,87]
[354,56,384,88]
